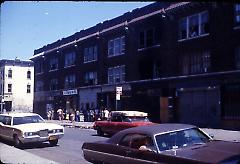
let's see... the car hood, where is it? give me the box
[162,140,240,163]
[13,123,63,132]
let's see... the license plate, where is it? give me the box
[39,130,48,137]
[49,136,56,140]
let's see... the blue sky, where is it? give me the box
[0,1,154,60]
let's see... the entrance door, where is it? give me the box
[178,87,220,128]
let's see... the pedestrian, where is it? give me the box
[57,108,63,121]
[103,108,109,120]
[47,110,52,120]
[70,110,75,123]
[51,110,54,120]
[76,110,80,122]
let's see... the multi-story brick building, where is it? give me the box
[30,2,240,130]
[0,59,34,113]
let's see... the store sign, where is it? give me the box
[63,89,78,96]
[116,87,122,100]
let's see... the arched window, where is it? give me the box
[27,71,31,79]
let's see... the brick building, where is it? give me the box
[30,2,240,130]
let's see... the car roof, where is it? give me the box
[109,123,196,143]
[0,112,40,117]
[111,111,148,117]
[126,123,196,134]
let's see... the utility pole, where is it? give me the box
[0,68,4,114]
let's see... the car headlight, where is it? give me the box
[24,132,36,136]
[53,129,63,133]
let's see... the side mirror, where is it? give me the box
[209,134,214,139]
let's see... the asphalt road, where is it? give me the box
[23,127,107,164]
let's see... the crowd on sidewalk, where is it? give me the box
[46,107,110,122]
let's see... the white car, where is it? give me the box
[0,112,64,147]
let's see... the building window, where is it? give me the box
[8,69,12,78]
[27,84,31,93]
[65,75,75,89]
[139,28,155,49]
[36,62,43,74]
[27,71,31,79]
[235,4,240,26]
[108,36,125,57]
[108,65,125,84]
[235,46,240,69]
[181,51,211,75]
[84,46,98,63]
[84,71,97,85]
[179,11,209,40]
[65,52,76,67]
[49,58,58,71]
[36,81,44,92]
[50,79,58,91]
[8,84,12,93]
[223,84,240,120]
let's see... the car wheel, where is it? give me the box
[96,127,104,136]
[13,134,22,148]
[49,139,58,146]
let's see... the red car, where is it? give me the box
[93,111,154,136]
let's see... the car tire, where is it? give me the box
[13,134,22,148]
[96,127,104,136]
[49,139,58,146]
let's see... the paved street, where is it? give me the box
[0,127,106,164]
[26,128,106,164]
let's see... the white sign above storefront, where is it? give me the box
[63,89,78,96]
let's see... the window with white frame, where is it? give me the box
[65,75,76,89]
[108,65,125,84]
[27,71,31,79]
[84,71,97,85]
[49,58,58,71]
[139,28,155,49]
[27,84,31,93]
[84,46,97,63]
[235,4,240,26]
[181,51,211,75]
[179,11,209,40]
[65,52,76,67]
[8,69,12,78]
[8,84,12,93]
[36,81,44,92]
[235,46,240,69]
[108,36,125,57]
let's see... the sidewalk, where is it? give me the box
[45,120,94,129]
[0,142,59,164]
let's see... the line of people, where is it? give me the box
[48,107,110,122]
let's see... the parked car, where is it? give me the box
[93,111,154,136]
[0,112,64,147]
[82,123,240,164]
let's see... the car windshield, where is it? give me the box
[13,115,44,125]
[122,116,150,122]
[155,128,211,151]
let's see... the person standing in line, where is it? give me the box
[76,109,80,122]
[57,108,63,121]
[103,108,109,120]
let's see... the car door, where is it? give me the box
[0,116,13,140]
[119,133,158,164]
[0,115,5,138]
